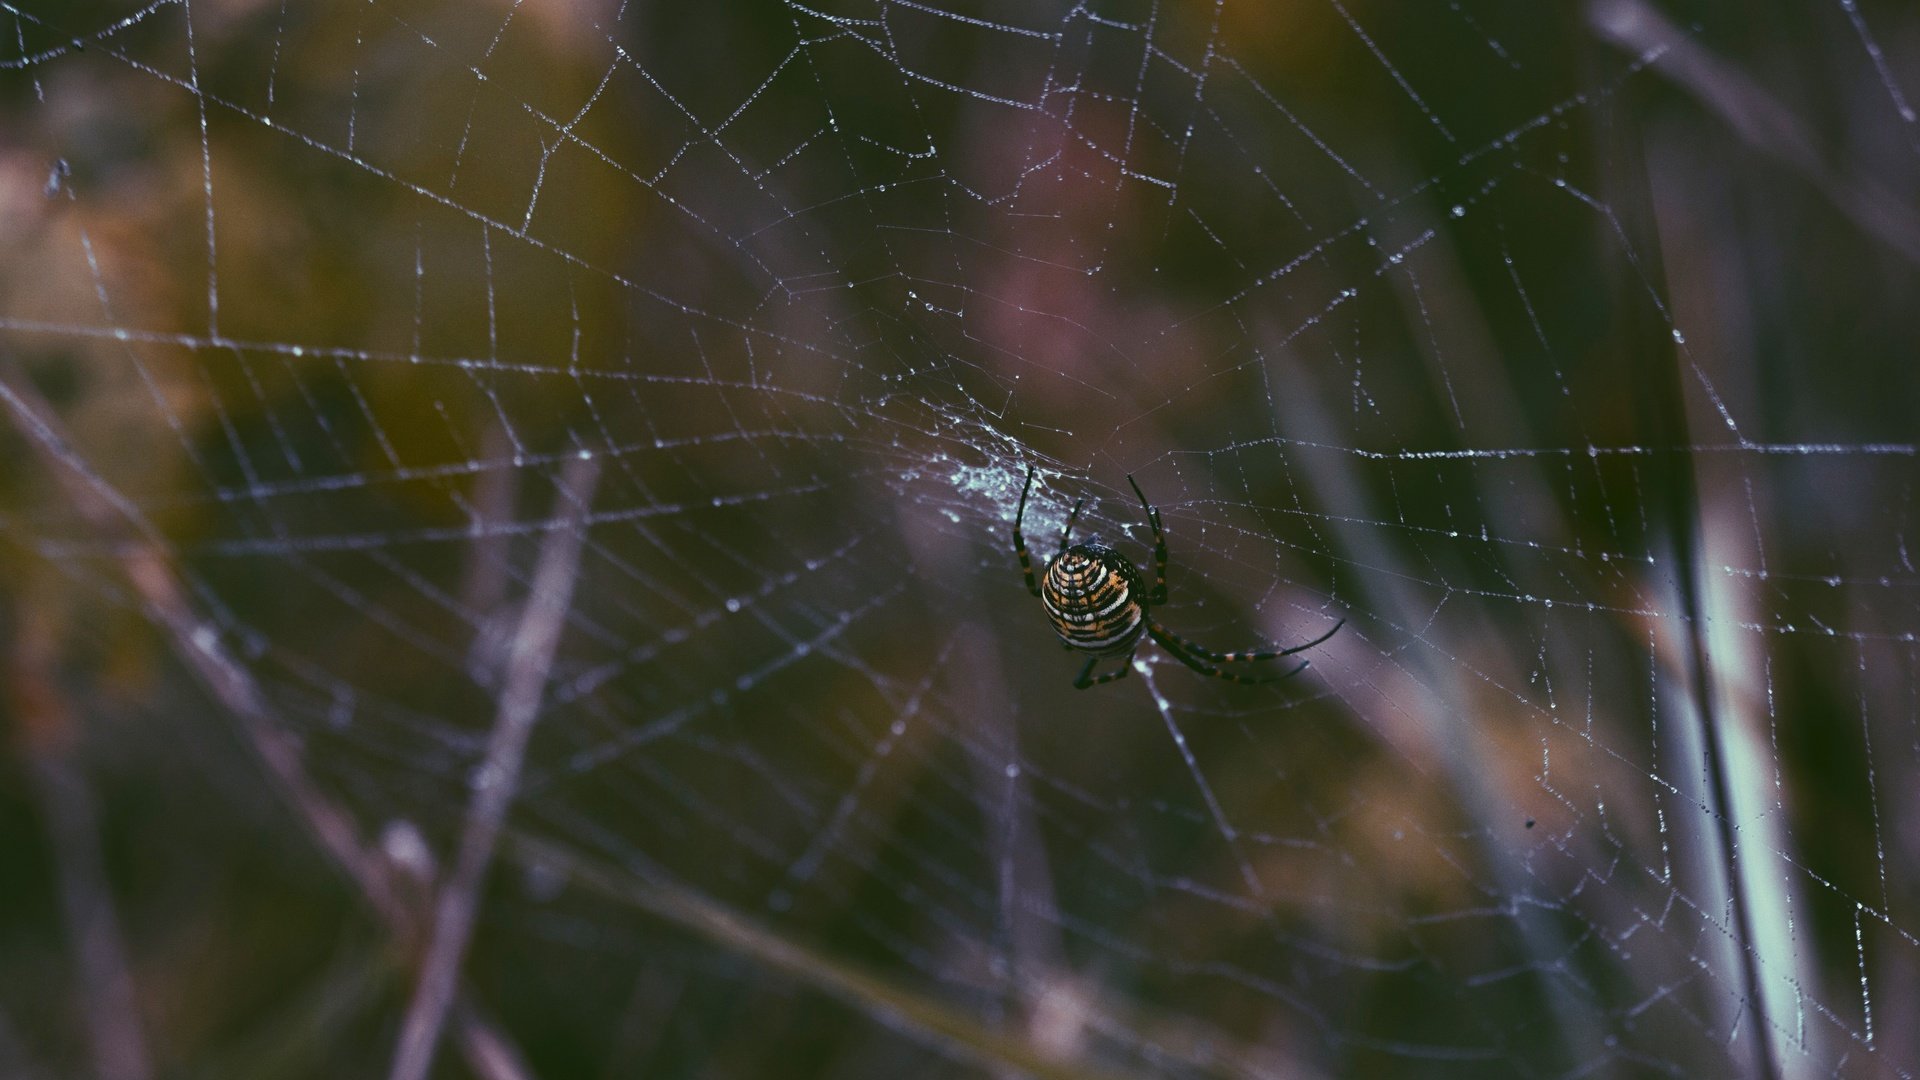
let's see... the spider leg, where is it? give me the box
[1013,465,1041,596]
[1072,653,1135,689]
[1148,618,1344,663]
[1127,474,1168,605]
[1057,497,1085,557]
[1151,628,1309,684]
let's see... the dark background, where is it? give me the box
[2,1,1918,1077]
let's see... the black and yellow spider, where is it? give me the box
[1013,466,1342,689]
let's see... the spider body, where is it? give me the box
[1040,543,1147,656]
[1013,466,1341,689]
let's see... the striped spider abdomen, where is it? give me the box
[1040,544,1148,656]
[1012,466,1342,689]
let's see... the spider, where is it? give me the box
[1013,466,1342,689]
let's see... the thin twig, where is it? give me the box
[20,733,154,1080]
[503,832,1150,1080]
[388,455,600,1080]
[1583,89,1786,1080]
[0,369,541,1080]
[1591,0,1920,267]
[6,573,153,1080]
[0,372,405,922]
[451,998,539,1080]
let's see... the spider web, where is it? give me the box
[3,0,1919,1076]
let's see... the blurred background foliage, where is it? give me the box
[2,0,1919,1077]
